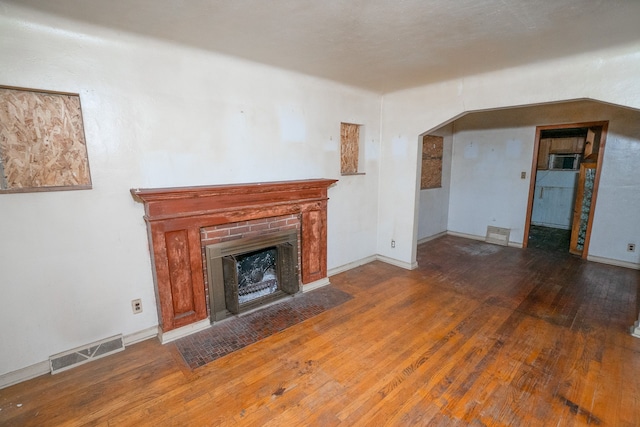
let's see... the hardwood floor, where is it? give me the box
[2,235,640,426]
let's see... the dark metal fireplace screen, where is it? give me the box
[234,247,279,304]
[206,230,299,321]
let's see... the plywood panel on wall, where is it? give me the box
[421,135,443,189]
[340,122,359,175]
[0,86,91,193]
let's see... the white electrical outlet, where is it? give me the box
[628,243,636,252]
[391,240,396,248]
[131,299,143,314]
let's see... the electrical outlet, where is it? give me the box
[391,240,396,248]
[521,171,526,179]
[131,299,143,314]
[628,243,636,252]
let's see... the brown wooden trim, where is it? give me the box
[531,120,609,132]
[581,121,608,259]
[525,121,608,256]
[132,179,333,219]
[132,179,337,332]
[569,163,597,255]
[0,84,80,97]
[0,184,92,194]
[523,126,543,247]
[301,203,328,283]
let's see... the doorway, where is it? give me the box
[524,121,608,257]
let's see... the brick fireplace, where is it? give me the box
[131,179,337,339]
[201,215,301,321]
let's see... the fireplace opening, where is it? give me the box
[235,247,278,304]
[206,230,299,321]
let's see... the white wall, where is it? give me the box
[447,101,640,259]
[0,5,381,378]
[417,124,452,241]
[379,42,640,268]
[588,107,640,265]
[448,121,534,243]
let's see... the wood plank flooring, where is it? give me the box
[2,235,640,426]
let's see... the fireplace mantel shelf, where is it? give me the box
[131,179,336,221]
[132,179,334,199]
[131,179,337,333]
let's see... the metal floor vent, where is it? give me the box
[485,226,510,246]
[49,334,124,374]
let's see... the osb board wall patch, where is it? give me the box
[421,135,443,190]
[340,122,359,175]
[0,86,92,193]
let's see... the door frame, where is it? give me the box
[523,120,608,258]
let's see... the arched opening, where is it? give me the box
[415,99,640,268]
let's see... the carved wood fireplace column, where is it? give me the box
[131,179,337,333]
[300,200,328,283]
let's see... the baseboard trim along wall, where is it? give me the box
[417,231,447,245]
[329,253,417,276]
[158,318,211,344]
[124,326,160,346]
[446,230,523,248]
[375,254,418,270]
[0,361,50,390]
[0,327,159,390]
[302,277,331,292]
[587,255,640,271]
[328,255,377,277]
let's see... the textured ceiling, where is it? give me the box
[6,0,640,93]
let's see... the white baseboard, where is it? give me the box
[447,230,485,241]
[328,255,377,277]
[329,253,416,274]
[446,230,523,248]
[631,321,640,339]
[376,254,418,270]
[0,360,50,390]
[124,326,159,345]
[587,255,640,270]
[417,231,447,245]
[302,277,331,292]
[0,326,161,389]
[158,319,211,344]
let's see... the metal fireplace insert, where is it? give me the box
[205,230,299,321]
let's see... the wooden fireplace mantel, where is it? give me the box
[131,179,337,332]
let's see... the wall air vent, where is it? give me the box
[485,226,510,246]
[49,334,124,374]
